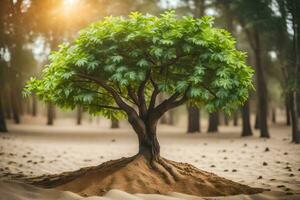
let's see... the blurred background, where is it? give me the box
[0,0,299,141]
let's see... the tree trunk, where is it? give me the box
[290,92,299,143]
[241,100,253,137]
[0,97,7,132]
[290,5,300,143]
[271,107,276,124]
[207,112,218,133]
[253,31,269,138]
[76,106,82,125]
[224,113,229,126]
[233,111,238,126]
[139,127,160,161]
[47,102,54,125]
[186,0,204,134]
[32,94,37,117]
[187,106,200,133]
[111,119,119,128]
[285,95,291,125]
[4,92,12,119]
[11,89,20,124]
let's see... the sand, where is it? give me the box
[0,114,300,199]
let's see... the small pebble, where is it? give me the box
[264,147,269,152]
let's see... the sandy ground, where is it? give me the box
[0,115,300,200]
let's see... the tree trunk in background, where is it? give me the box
[224,113,229,126]
[47,102,54,125]
[241,100,253,136]
[186,0,205,133]
[187,106,200,133]
[285,96,291,125]
[4,90,12,119]
[32,94,37,117]
[11,89,20,124]
[254,111,260,129]
[160,113,168,124]
[271,108,276,124]
[233,112,238,126]
[290,93,299,143]
[0,96,8,132]
[167,110,174,125]
[76,106,82,125]
[207,112,218,133]
[290,6,300,143]
[194,0,205,18]
[253,31,269,138]
[111,119,119,128]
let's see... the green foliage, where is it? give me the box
[24,11,254,118]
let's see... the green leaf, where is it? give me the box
[137,59,149,67]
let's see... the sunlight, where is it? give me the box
[62,0,79,13]
[63,0,79,6]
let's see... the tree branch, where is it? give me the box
[77,73,136,116]
[83,103,123,110]
[151,85,191,122]
[127,85,139,105]
[148,75,159,111]
[137,70,150,118]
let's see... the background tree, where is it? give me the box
[286,0,300,143]
[186,0,205,133]
[207,112,219,133]
[230,0,279,138]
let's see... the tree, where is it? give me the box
[186,0,205,133]
[187,106,200,133]
[207,112,219,133]
[24,12,257,195]
[241,100,253,136]
[0,1,8,132]
[286,0,300,143]
[231,0,276,138]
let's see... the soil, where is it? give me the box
[27,154,263,197]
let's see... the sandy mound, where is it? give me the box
[26,154,263,197]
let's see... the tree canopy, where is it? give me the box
[24,11,254,120]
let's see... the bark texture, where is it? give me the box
[187,106,200,133]
[76,106,82,125]
[207,112,219,133]
[47,102,54,126]
[0,97,7,132]
[241,100,253,137]
[253,31,269,138]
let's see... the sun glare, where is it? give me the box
[62,0,79,13]
[63,0,79,6]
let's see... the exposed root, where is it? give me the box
[158,158,182,181]
[23,154,264,197]
[150,160,174,184]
